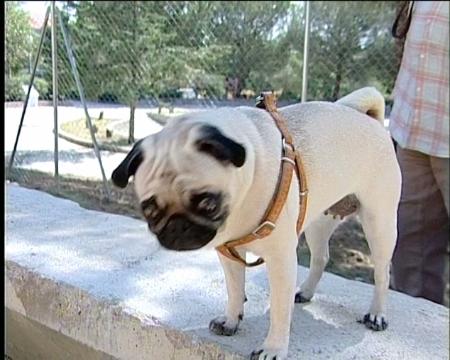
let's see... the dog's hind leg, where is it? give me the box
[209,249,246,336]
[356,193,399,331]
[295,214,341,303]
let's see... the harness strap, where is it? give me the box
[215,92,308,267]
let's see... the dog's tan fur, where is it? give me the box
[123,87,401,359]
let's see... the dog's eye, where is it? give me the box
[191,192,220,216]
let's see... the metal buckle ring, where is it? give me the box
[252,221,276,238]
[281,157,296,166]
[299,190,309,196]
[255,94,265,106]
[282,138,295,152]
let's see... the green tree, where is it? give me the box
[37,9,76,102]
[163,1,291,97]
[65,1,192,142]
[150,1,231,99]
[270,3,305,99]
[5,1,32,78]
[35,1,402,121]
[5,1,34,101]
[307,1,400,101]
[208,1,291,96]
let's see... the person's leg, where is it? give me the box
[429,155,450,305]
[430,156,449,215]
[391,147,448,304]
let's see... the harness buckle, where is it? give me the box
[282,138,295,152]
[252,221,276,238]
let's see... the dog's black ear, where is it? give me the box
[111,139,144,188]
[195,125,246,167]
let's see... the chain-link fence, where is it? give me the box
[5,0,402,200]
[6,1,449,302]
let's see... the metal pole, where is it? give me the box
[51,1,59,189]
[8,6,51,174]
[58,12,111,199]
[301,1,310,103]
[29,34,33,74]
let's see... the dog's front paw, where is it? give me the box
[209,315,241,336]
[250,348,287,360]
[358,313,388,331]
[294,291,312,303]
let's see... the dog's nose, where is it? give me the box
[157,214,216,250]
[165,215,190,235]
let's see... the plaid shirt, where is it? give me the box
[389,1,449,158]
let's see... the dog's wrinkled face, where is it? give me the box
[111,120,246,251]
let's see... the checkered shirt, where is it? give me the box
[389,1,449,158]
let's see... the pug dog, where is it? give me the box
[112,87,401,359]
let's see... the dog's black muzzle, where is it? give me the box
[154,214,217,251]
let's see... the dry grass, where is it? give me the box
[61,118,129,147]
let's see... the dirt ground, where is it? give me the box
[6,166,448,307]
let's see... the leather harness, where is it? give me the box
[215,92,309,267]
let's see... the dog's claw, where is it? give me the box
[294,291,311,303]
[250,349,283,359]
[209,317,239,336]
[249,349,264,359]
[358,313,388,331]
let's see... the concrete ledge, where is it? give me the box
[6,261,241,360]
[5,184,449,359]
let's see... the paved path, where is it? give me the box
[4,102,390,182]
[5,104,163,181]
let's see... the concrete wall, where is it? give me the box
[5,185,450,359]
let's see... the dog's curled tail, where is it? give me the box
[336,87,385,126]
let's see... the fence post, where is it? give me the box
[58,11,111,199]
[51,1,59,190]
[301,1,310,103]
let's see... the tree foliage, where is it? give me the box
[5,1,33,101]
[5,1,32,78]
[6,1,401,105]
[307,1,399,101]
